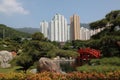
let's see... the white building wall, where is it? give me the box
[49,14,68,42]
[58,15,62,42]
[49,20,55,41]
[86,29,90,40]
[61,16,64,42]
[64,19,68,41]
[40,21,48,38]
[80,27,91,40]
[67,24,70,41]
[54,20,58,41]
[79,26,105,40]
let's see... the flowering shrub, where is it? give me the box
[0,72,26,80]
[0,71,120,80]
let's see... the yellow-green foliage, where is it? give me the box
[0,71,120,80]
[0,72,26,80]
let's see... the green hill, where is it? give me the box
[0,24,31,39]
[15,27,40,34]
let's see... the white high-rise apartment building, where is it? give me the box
[49,14,68,42]
[80,27,91,40]
[40,21,49,38]
[67,24,70,41]
[80,27,105,40]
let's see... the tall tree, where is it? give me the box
[16,54,33,73]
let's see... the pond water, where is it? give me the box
[59,61,76,72]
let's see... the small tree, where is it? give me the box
[32,32,44,41]
[16,54,33,73]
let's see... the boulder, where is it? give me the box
[38,57,62,73]
[30,68,37,74]
[0,51,13,68]
[117,41,120,47]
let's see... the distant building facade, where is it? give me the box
[80,27,91,40]
[40,14,104,42]
[49,14,68,42]
[80,27,105,40]
[40,21,49,38]
[70,14,80,40]
[67,24,70,41]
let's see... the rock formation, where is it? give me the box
[38,57,62,73]
[0,51,13,68]
[117,41,120,47]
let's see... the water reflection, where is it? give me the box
[59,61,76,72]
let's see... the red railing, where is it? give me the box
[78,48,100,59]
[76,48,101,65]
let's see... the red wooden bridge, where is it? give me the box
[76,48,101,65]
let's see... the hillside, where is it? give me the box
[81,23,90,29]
[16,23,89,34]
[0,24,31,39]
[15,27,40,34]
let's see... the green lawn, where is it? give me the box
[76,57,120,73]
[0,66,21,73]
[76,65,120,73]
[0,57,120,73]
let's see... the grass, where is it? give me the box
[0,57,120,73]
[76,57,120,73]
[0,66,36,73]
[76,65,120,73]
[91,57,120,66]
[0,66,21,73]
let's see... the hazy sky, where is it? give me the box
[0,0,120,28]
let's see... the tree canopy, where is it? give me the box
[89,10,120,57]
[90,10,120,30]
[32,32,44,41]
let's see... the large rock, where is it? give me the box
[0,51,13,68]
[38,57,62,73]
[117,41,120,47]
[30,68,37,74]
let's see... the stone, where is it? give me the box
[38,57,62,73]
[30,69,37,74]
[117,41,120,47]
[0,51,13,68]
